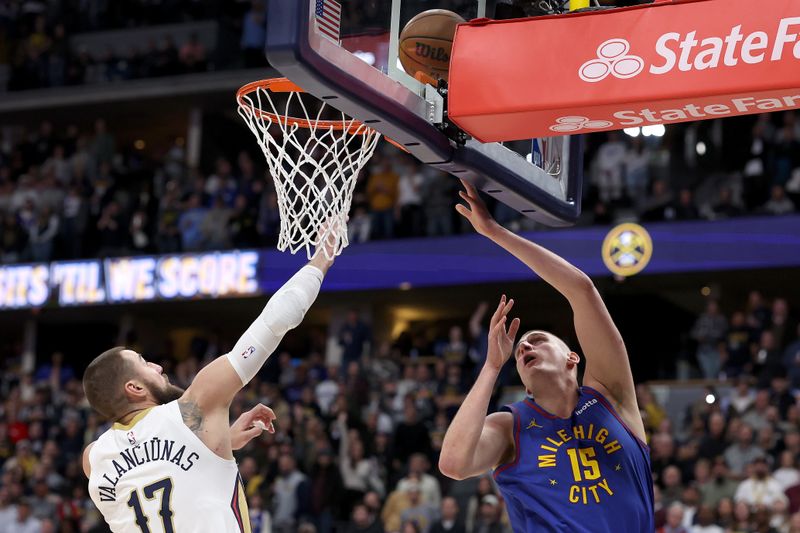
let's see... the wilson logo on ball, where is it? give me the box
[415,43,449,62]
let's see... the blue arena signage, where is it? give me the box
[0,251,261,310]
[1,215,799,311]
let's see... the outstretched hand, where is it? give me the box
[310,216,345,272]
[456,180,500,237]
[485,294,521,371]
[230,403,276,450]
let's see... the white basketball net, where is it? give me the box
[237,82,381,260]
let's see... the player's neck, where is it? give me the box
[530,376,579,418]
[116,403,155,425]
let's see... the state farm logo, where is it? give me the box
[580,18,800,83]
[550,116,613,133]
[579,39,645,82]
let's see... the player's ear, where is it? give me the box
[567,351,581,367]
[123,379,147,402]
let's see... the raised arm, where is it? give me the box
[176,231,336,458]
[182,251,333,412]
[439,296,519,480]
[456,181,645,442]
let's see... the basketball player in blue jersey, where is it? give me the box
[440,181,654,533]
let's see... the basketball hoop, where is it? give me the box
[237,78,381,260]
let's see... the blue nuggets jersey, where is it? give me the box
[493,386,654,533]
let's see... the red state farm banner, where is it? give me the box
[448,0,800,142]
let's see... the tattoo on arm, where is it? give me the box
[178,398,204,435]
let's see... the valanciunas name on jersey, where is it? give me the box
[97,437,199,502]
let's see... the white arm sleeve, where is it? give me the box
[226,265,324,385]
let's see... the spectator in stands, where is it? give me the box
[753,331,784,385]
[96,200,126,256]
[624,136,651,207]
[202,195,233,249]
[308,447,343,533]
[396,454,441,508]
[241,0,268,68]
[27,206,59,261]
[741,389,772,432]
[248,492,272,533]
[4,498,41,533]
[421,169,455,237]
[229,193,260,248]
[699,458,739,508]
[709,186,744,219]
[725,424,764,479]
[396,158,424,238]
[762,184,796,215]
[593,132,626,205]
[734,456,787,508]
[769,298,795,351]
[178,193,208,251]
[90,119,114,166]
[691,299,728,379]
[399,481,438,533]
[339,310,371,369]
[393,401,432,467]
[179,33,207,73]
[428,497,464,533]
[640,178,675,222]
[670,188,701,221]
[784,324,800,388]
[658,503,689,533]
[698,413,727,460]
[0,211,27,264]
[723,312,756,377]
[691,504,723,533]
[338,413,385,509]
[348,502,384,533]
[272,454,308,533]
[471,494,508,533]
[366,156,400,240]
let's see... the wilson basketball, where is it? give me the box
[399,9,465,82]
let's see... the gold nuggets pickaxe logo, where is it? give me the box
[601,223,653,277]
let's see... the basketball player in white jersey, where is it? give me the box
[82,244,335,532]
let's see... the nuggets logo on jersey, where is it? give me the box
[493,387,654,533]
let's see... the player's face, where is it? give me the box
[514,331,573,391]
[124,350,184,405]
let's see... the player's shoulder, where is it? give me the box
[82,441,97,478]
[485,410,514,432]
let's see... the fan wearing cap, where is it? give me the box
[399,480,439,532]
[734,455,789,508]
[439,182,654,532]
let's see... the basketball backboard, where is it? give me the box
[264,0,584,226]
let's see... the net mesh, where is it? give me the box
[237,82,381,260]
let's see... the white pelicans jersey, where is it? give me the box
[88,401,250,533]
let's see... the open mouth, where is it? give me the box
[521,353,537,368]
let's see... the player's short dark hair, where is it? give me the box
[83,346,136,420]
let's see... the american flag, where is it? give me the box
[315,0,341,44]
